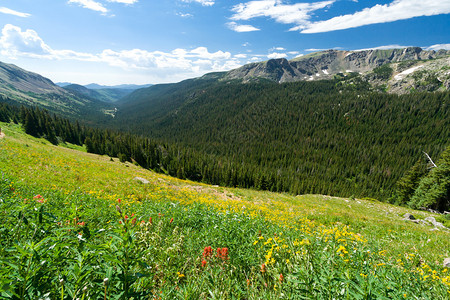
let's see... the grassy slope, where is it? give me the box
[0,121,449,298]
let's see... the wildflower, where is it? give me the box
[34,194,43,199]
[246,279,250,286]
[201,260,207,268]
[203,246,213,258]
[177,272,185,278]
[103,278,109,286]
[132,218,137,225]
[149,217,152,224]
[279,274,284,283]
[118,198,121,203]
[170,218,173,224]
[217,247,229,260]
[260,263,266,273]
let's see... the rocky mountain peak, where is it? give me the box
[224,47,450,84]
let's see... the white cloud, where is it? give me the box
[305,47,343,52]
[68,0,108,14]
[227,22,260,32]
[231,0,334,31]
[0,24,246,83]
[182,0,215,6]
[353,44,411,51]
[0,24,52,57]
[302,0,450,33]
[107,0,138,4]
[234,54,247,58]
[0,7,31,18]
[426,44,450,51]
[177,12,193,18]
[267,52,287,59]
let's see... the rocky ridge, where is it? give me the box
[224,47,450,92]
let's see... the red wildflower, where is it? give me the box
[170,218,173,224]
[118,198,121,203]
[33,194,43,199]
[124,215,128,220]
[203,246,213,258]
[201,260,207,268]
[216,247,229,260]
[260,263,266,273]
[279,274,284,283]
[149,217,152,224]
[132,218,137,225]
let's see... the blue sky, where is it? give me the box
[0,0,449,85]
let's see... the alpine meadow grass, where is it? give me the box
[0,121,449,299]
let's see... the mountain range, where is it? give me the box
[0,46,449,121]
[0,61,111,119]
[226,47,450,83]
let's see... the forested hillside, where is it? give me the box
[110,79,449,200]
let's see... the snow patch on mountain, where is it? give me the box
[394,65,423,81]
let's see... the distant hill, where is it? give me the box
[55,82,73,87]
[84,83,153,90]
[63,84,134,103]
[0,61,112,119]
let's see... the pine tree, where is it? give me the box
[409,146,450,211]
[393,158,428,206]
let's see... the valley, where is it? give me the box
[0,46,449,298]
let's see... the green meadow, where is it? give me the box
[0,121,449,299]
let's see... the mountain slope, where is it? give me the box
[112,77,449,200]
[225,47,450,83]
[63,84,132,103]
[0,61,111,118]
[1,121,449,298]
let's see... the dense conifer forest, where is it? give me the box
[110,80,449,201]
[1,78,448,209]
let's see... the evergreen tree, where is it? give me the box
[392,158,428,206]
[23,111,39,137]
[409,146,450,211]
